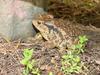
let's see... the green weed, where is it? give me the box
[61,35,88,75]
[20,48,40,75]
[48,71,54,75]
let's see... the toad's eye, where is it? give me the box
[37,21,42,24]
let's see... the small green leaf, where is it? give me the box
[27,62,33,69]
[48,72,53,75]
[20,59,28,65]
[32,68,40,75]
[23,68,29,75]
[75,56,81,62]
[31,60,36,66]
[79,36,88,44]
[75,44,83,49]
[23,70,28,75]
[62,55,68,59]
[23,49,33,59]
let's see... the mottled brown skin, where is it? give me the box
[53,19,84,36]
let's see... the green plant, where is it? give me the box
[61,51,83,74]
[61,35,88,75]
[48,71,53,75]
[72,35,88,53]
[20,48,40,75]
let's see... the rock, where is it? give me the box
[0,0,45,41]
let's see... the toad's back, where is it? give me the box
[53,19,96,37]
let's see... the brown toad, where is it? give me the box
[32,14,100,49]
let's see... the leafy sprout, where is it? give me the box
[61,35,88,74]
[20,48,40,75]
